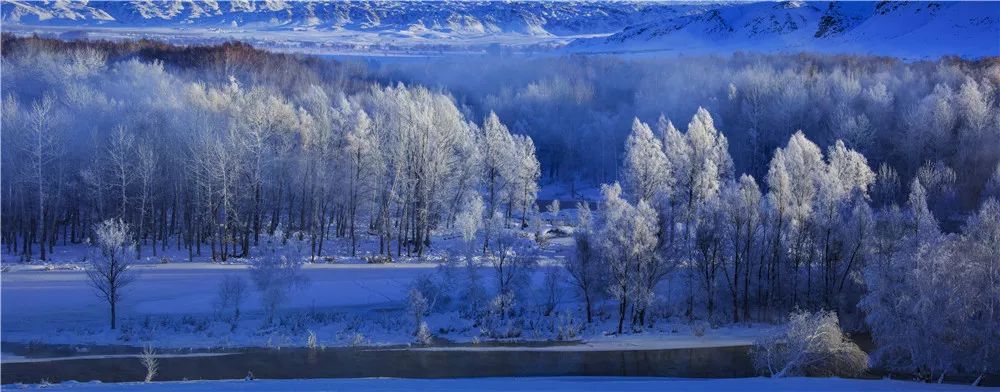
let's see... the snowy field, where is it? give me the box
[5,377,981,392]
[0,204,769,352]
[1,261,433,347]
[1,256,769,351]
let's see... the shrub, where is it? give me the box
[139,345,158,383]
[348,332,366,347]
[248,255,308,325]
[459,257,488,320]
[692,320,710,337]
[215,275,247,330]
[415,321,433,345]
[407,287,429,334]
[751,310,868,378]
[306,329,317,350]
[364,255,392,264]
[555,312,580,341]
[540,268,562,316]
[480,293,522,339]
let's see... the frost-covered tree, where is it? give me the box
[959,199,1000,381]
[872,163,901,207]
[248,253,307,325]
[907,179,938,245]
[751,309,867,378]
[720,174,761,322]
[509,134,541,228]
[816,140,874,304]
[215,275,247,329]
[766,131,825,306]
[488,231,536,300]
[135,143,158,259]
[663,108,732,318]
[565,203,603,323]
[983,163,1000,202]
[595,183,660,333]
[455,194,485,249]
[546,199,560,225]
[479,111,515,229]
[86,218,138,329]
[408,287,429,335]
[20,95,63,261]
[622,118,670,203]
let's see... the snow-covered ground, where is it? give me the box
[1,256,769,351]
[3,201,740,353]
[5,377,982,391]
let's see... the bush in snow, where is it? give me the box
[751,309,868,378]
[413,270,450,313]
[248,255,308,325]
[480,292,522,339]
[459,256,488,320]
[547,199,560,224]
[555,312,581,341]
[415,321,433,345]
[139,345,158,383]
[408,287,429,335]
[364,255,392,264]
[540,268,563,316]
[215,275,247,330]
[348,332,367,347]
[306,329,318,350]
[488,232,536,303]
[691,320,710,337]
[532,212,548,247]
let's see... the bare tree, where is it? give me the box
[135,143,158,259]
[106,125,135,221]
[565,202,603,323]
[21,95,62,261]
[215,274,248,330]
[248,252,307,325]
[86,218,138,329]
[488,231,536,299]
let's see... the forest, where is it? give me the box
[1,35,997,382]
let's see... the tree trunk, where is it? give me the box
[110,299,117,330]
[617,297,627,334]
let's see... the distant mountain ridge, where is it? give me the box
[568,1,999,57]
[1,1,667,35]
[2,1,997,58]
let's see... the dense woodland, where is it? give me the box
[391,52,1000,214]
[1,35,540,262]
[0,36,997,379]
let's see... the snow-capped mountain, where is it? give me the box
[1,1,670,36]
[2,1,997,58]
[568,1,1000,58]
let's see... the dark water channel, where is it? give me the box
[1,342,753,384]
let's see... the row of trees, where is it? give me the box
[392,54,999,213]
[1,39,539,263]
[564,108,997,378]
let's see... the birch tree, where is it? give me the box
[86,219,138,330]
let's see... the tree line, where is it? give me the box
[564,108,997,378]
[387,53,999,213]
[1,36,539,263]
